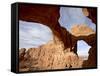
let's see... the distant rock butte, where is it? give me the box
[71,24,95,37]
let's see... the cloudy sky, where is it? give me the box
[19,7,96,58]
[59,7,96,32]
[19,20,53,49]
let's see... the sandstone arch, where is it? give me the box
[19,4,97,69]
[71,33,96,67]
[19,4,73,50]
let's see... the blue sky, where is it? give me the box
[59,7,96,32]
[19,20,53,49]
[77,40,91,58]
[19,7,95,57]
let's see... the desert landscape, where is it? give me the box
[18,4,97,72]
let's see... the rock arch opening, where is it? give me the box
[77,40,91,60]
[19,20,53,50]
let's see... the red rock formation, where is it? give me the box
[70,24,97,68]
[19,3,72,49]
[87,8,97,24]
[81,34,97,67]
[71,33,97,68]
[18,3,97,70]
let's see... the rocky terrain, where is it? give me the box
[19,36,83,72]
[19,4,97,71]
[71,24,95,37]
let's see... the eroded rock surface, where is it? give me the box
[71,24,95,37]
[19,36,83,71]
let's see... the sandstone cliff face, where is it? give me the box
[71,24,95,37]
[19,36,83,71]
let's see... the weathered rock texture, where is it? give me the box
[19,3,97,71]
[19,4,72,50]
[71,24,95,37]
[19,36,83,71]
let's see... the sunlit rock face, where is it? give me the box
[64,52,83,68]
[19,36,82,72]
[71,24,95,37]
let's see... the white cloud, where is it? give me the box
[19,20,53,49]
